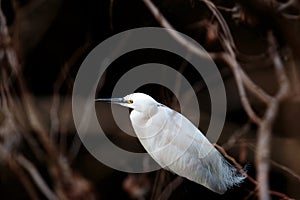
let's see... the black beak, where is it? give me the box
[95,98,127,104]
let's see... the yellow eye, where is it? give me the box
[128,100,133,104]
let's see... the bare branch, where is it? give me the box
[0,4,73,199]
[240,70,273,104]
[143,0,269,124]
[50,38,90,145]
[215,144,294,200]
[200,0,237,51]
[142,0,220,60]
[158,176,183,200]
[222,122,250,150]
[255,32,290,200]
[142,1,296,199]
[16,155,58,200]
[223,54,262,124]
[271,160,300,182]
[109,0,115,30]
[197,0,267,124]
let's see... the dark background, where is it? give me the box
[0,0,300,199]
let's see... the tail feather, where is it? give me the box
[195,149,246,194]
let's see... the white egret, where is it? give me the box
[96,93,245,194]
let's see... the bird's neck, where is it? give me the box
[130,105,158,128]
[134,104,158,116]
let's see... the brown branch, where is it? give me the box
[109,0,115,30]
[151,170,173,200]
[0,4,71,200]
[16,155,58,200]
[0,144,39,200]
[240,70,273,104]
[142,0,221,60]
[142,1,296,199]
[288,56,300,98]
[157,176,183,200]
[205,5,263,124]
[50,37,90,145]
[223,54,262,124]
[255,32,290,200]
[143,0,274,125]
[215,144,294,200]
[271,160,300,182]
[201,0,279,126]
[200,0,237,51]
[244,187,259,200]
[247,143,300,189]
[143,1,286,198]
[222,122,250,150]
[198,1,268,124]
[10,162,40,200]
[214,144,247,176]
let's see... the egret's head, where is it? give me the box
[95,93,159,113]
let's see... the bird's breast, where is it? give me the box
[129,107,194,165]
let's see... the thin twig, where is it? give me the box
[0,4,71,199]
[222,122,250,150]
[198,0,265,124]
[247,143,300,186]
[16,154,58,200]
[151,170,169,200]
[244,187,259,200]
[287,54,300,98]
[200,0,237,51]
[142,2,295,200]
[50,38,90,148]
[10,163,40,200]
[109,0,115,30]
[157,176,183,200]
[0,145,39,200]
[271,160,300,182]
[215,144,294,200]
[142,0,220,60]
[223,54,262,124]
[240,70,273,104]
[143,0,270,124]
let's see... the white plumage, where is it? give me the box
[96,93,245,194]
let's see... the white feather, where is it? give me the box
[100,93,246,194]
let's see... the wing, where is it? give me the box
[131,105,214,158]
[130,105,245,194]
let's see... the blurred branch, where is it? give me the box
[240,70,272,104]
[278,0,300,20]
[222,122,250,150]
[0,145,39,200]
[50,36,90,150]
[200,0,266,124]
[215,144,294,200]
[247,143,300,187]
[142,1,296,199]
[11,0,62,59]
[1,7,69,198]
[157,176,183,200]
[142,0,221,60]
[109,0,115,30]
[223,53,262,124]
[200,0,237,51]
[1,3,95,199]
[143,0,271,125]
[255,32,290,200]
[288,56,300,98]
[271,160,300,182]
[16,155,58,200]
[151,170,173,200]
